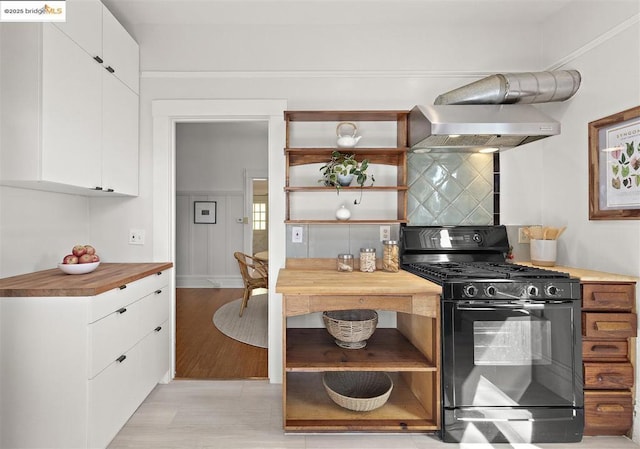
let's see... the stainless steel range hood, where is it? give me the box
[408,70,580,152]
[408,104,560,152]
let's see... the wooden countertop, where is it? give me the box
[0,262,173,297]
[276,268,441,296]
[517,262,638,283]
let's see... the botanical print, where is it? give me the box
[605,119,640,207]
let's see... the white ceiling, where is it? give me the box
[101,0,576,29]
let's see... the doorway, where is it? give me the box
[174,121,269,379]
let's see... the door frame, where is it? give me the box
[152,99,287,383]
[244,169,268,256]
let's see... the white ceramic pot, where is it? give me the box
[336,205,351,221]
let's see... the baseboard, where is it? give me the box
[176,275,243,289]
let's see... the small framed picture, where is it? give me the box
[194,201,217,224]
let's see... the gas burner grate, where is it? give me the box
[404,261,570,283]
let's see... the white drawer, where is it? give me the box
[89,270,169,323]
[88,342,141,449]
[88,282,171,379]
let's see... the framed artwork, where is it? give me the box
[588,105,640,220]
[194,201,217,224]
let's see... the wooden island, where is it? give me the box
[276,260,441,433]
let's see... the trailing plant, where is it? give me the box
[318,151,375,204]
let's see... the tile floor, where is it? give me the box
[108,380,639,449]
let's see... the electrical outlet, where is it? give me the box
[380,225,391,242]
[292,226,303,243]
[518,227,530,244]
[129,229,145,245]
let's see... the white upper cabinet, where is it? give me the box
[0,1,140,196]
[102,6,139,94]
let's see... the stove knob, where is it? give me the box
[546,285,559,296]
[485,285,497,297]
[527,285,539,297]
[463,284,478,298]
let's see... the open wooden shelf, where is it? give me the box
[286,328,436,372]
[284,110,409,224]
[285,372,438,432]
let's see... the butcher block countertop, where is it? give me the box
[518,262,638,283]
[276,268,440,296]
[0,262,173,297]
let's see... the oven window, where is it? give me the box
[473,317,551,366]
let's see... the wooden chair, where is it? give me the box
[234,252,268,317]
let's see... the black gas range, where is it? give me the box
[400,225,584,444]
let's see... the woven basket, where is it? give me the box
[322,310,378,349]
[323,371,393,412]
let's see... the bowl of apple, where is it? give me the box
[58,244,101,274]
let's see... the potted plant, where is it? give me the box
[319,151,375,204]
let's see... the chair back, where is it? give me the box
[234,252,268,287]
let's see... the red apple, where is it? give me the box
[78,254,94,264]
[84,245,96,255]
[91,254,100,262]
[72,245,87,257]
[62,254,79,264]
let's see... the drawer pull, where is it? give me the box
[93,55,103,63]
[117,307,127,314]
[116,355,126,363]
[596,373,626,383]
[596,404,625,413]
[105,65,115,73]
[591,344,621,352]
[119,284,127,290]
[155,326,162,332]
[157,271,163,276]
[155,289,162,294]
[592,292,629,303]
[594,321,632,331]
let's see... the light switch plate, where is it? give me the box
[292,226,303,243]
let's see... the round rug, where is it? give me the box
[212,294,268,348]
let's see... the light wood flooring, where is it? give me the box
[175,288,268,379]
[109,380,640,449]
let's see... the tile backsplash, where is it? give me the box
[407,152,494,226]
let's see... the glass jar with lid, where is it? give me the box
[382,240,399,272]
[359,248,376,272]
[336,253,354,272]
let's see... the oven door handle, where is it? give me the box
[456,303,546,311]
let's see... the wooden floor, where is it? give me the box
[175,288,268,379]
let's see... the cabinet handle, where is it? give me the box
[590,344,620,352]
[105,65,115,73]
[93,55,103,63]
[596,372,626,384]
[596,404,625,413]
[119,285,127,290]
[157,271,163,276]
[117,307,127,314]
[116,355,126,363]
[594,321,632,331]
[93,186,103,191]
[155,289,162,294]
[105,188,114,192]
[155,326,162,332]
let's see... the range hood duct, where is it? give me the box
[409,70,581,152]
[434,70,581,105]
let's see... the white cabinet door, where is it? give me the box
[53,0,102,59]
[42,24,102,190]
[102,72,139,195]
[102,6,139,94]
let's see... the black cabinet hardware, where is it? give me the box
[155,326,162,332]
[116,355,126,363]
[117,307,127,314]
[93,55,103,63]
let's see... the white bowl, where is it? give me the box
[58,261,100,275]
